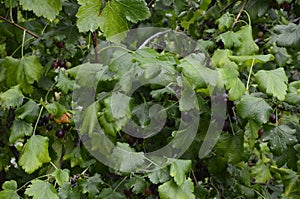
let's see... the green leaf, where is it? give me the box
[98,188,126,199]
[178,53,218,89]
[0,180,20,199]
[170,159,192,186]
[19,135,51,174]
[274,23,300,48]
[229,54,274,66]
[56,70,75,94]
[25,180,59,199]
[218,31,242,49]
[100,0,129,42]
[285,81,300,105]
[58,183,81,199]
[271,166,300,196]
[263,125,297,155]
[215,131,245,164]
[125,176,147,194]
[255,68,288,101]
[111,142,145,172]
[15,100,39,123]
[148,168,170,184]
[9,120,33,143]
[78,173,103,196]
[251,160,272,183]
[216,12,234,32]
[235,26,259,55]
[45,102,67,118]
[52,169,70,187]
[115,0,150,23]
[158,179,195,199]
[104,92,131,120]
[20,0,62,21]
[3,56,43,93]
[0,85,24,108]
[237,94,272,124]
[76,0,103,32]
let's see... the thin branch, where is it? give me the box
[92,31,100,63]
[232,0,248,28]
[0,15,40,38]
[221,0,239,13]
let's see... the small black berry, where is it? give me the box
[55,129,65,138]
[46,124,53,131]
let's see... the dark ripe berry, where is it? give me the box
[127,136,136,146]
[123,189,132,197]
[62,125,70,131]
[55,129,65,138]
[74,137,80,147]
[37,119,45,126]
[0,128,4,134]
[269,113,276,123]
[280,2,291,12]
[258,128,264,138]
[144,187,152,196]
[52,60,58,69]
[230,115,237,123]
[46,124,53,131]
[58,59,66,67]
[43,114,50,124]
[258,23,265,31]
[149,184,158,195]
[222,120,230,132]
[56,41,65,48]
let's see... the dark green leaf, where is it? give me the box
[0,85,24,108]
[158,179,195,199]
[9,120,33,143]
[236,94,272,124]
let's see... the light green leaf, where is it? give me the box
[20,0,62,21]
[229,54,274,66]
[56,70,75,94]
[115,0,150,23]
[158,179,195,199]
[236,94,272,124]
[76,0,103,32]
[104,92,131,120]
[271,166,300,196]
[9,120,33,143]
[148,168,170,184]
[235,26,259,55]
[285,81,300,105]
[0,85,24,108]
[178,53,218,89]
[251,160,271,183]
[25,180,59,199]
[111,142,145,172]
[19,135,51,174]
[216,12,234,32]
[0,180,20,199]
[15,100,39,123]
[255,68,288,101]
[218,67,245,101]
[218,31,241,49]
[52,169,70,187]
[100,0,129,42]
[45,102,67,118]
[170,159,192,186]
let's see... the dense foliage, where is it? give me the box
[0,0,299,198]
